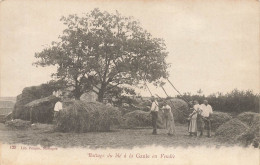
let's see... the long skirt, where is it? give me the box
[166,118,176,135]
[188,118,197,133]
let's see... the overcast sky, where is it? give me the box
[0,0,259,97]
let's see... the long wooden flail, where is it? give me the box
[166,78,192,106]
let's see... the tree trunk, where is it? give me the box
[98,89,104,102]
[98,84,106,102]
[74,84,81,100]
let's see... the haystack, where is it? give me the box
[55,101,121,133]
[139,99,152,107]
[237,112,260,126]
[237,117,260,148]
[129,103,150,112]
[13,82,59,120]
[6,119,31,130]
[215,119,249,142]
[80,91,98,102]
[121,110,151,128]
[25,95,59,123]
[121,110,166,129]
[210,111,232,131]
[166,98,189,124]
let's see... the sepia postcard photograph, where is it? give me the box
[0,0,259,164]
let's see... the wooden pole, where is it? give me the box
[144,82,153,97]
[166,78,191,105]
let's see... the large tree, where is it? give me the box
[34,8,169,101]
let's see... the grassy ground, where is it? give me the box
[0,123,232,148]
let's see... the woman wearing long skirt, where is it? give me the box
[188,100,200,136]
[162,102,176,136]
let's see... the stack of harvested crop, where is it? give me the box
[25,95,59,123]
[237,113,260,148]
[237,112,260,126]
[55,101,121,133]
[12,82,59,120]
[121,110,151,128]
[210,111,232,131]
[215,119,249,142]
[166,98,189,124]
[121,109,166,129]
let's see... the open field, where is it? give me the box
[0,123,234,148]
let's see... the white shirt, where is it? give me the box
[200,104,213,117]
[193,104,201,111]
[162,105,173,120]
[150,101,159,112]
[162,105,171,113]
[191,104,200,118]
[163,105,171,110]
[54,101,63,112]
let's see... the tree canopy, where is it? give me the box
[34,8,170,101]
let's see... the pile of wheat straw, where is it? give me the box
[237,112,260,126]
[55,100,121,133]
[215,119,249,142]
[210,111,232,131]
[166,98,189,124]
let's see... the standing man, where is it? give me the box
[53,98,63,123]
[150,96,159,135]
[199,100,213,137]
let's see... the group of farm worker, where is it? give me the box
[150,96,213,137]
[53,91,213,137]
